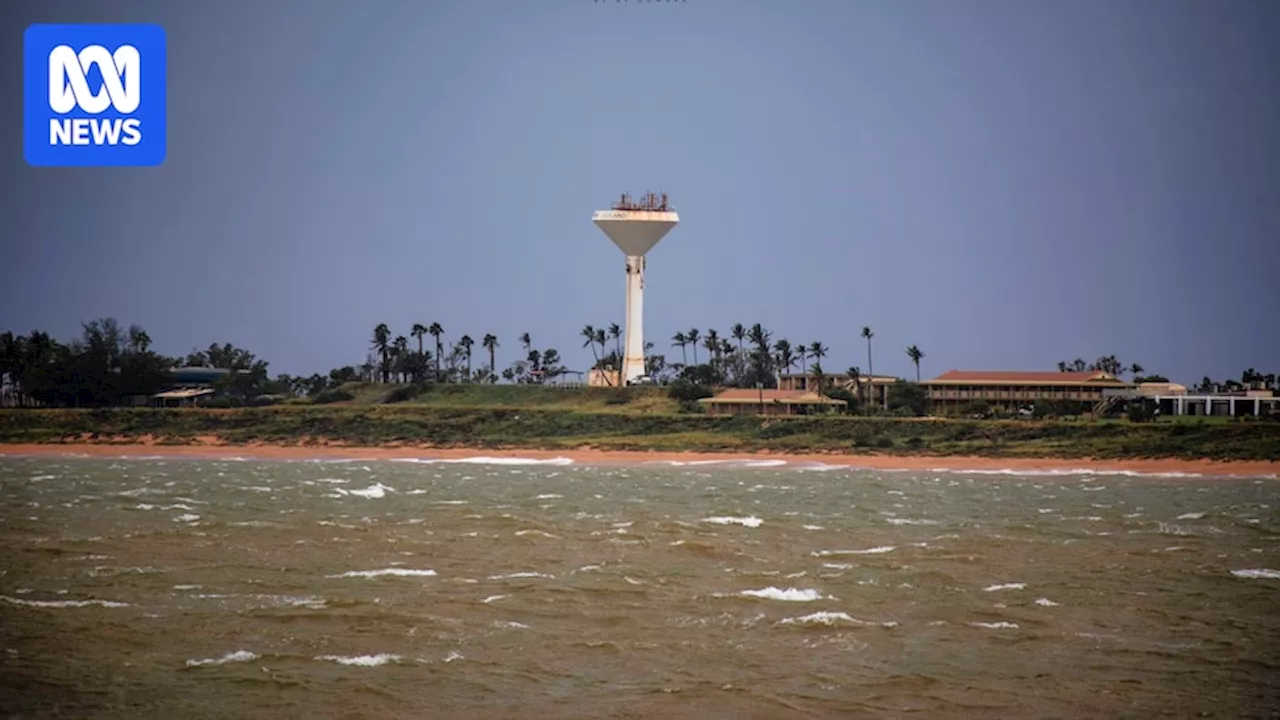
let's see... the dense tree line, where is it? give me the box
[0,319,357,408]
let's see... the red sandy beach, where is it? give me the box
[0,439,1276,477]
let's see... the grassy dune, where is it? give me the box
[1,383,1278,461]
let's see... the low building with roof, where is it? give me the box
[777,372,898,409]
[921,370,1133,415]
[698,388,847,416]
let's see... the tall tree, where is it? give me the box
[608,323,622,359]
[458,335,474,381]
[861,326,875,407]
[730,323,746,356]
[686,328,701,365]
[906,345,924,381]
[428,323,444,381]
[371,323,391,383]
[582,325,600,365]
[392,336,409,382]
[411,324,427,356]
[482,334,499,381]
[807,341,828,367]
[671,331,688,365]
[846,366,862,408]
[773,339,795,376]
[594,328,608,366]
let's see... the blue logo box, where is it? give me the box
[24,23,167,167]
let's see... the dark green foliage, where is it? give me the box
[667,379,713,404]
[312,390,355,404]
[384,384,427,404]
[1,407,1278,460]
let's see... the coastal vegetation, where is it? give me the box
[1,400,1278,460]
[2,319,1278,460]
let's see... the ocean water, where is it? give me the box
[1,454,1278,719]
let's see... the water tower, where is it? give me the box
[592,192,679,385]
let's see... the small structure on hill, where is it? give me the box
[699,388,846,416]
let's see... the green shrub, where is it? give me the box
[313,389,354,404]
[668,379,713,404]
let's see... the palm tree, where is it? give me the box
[411,323,427,356]
[519,332,532,353]
[730,323,746,356]
[906,345,924,381]
[809,361,826,394]
[482,334,498,381]
[458,335,474,381]
[608,323,622,359]
[847,366,862,407]
[687,328,701,365]
[773,339,795,376]
[582,325,599,365]
[808,341,827,366]
[798,345,809,375]
[861,327,876,408]
[594,328,608,364]
[428,323,444,381]
[671,331,688,365]
[1130,362,1144,381]
[861,326,874,380]
[705,329,721,364]
[392,335,409,382]
[703,334,719,369]
[371,323,391,383]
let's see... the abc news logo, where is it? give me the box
[48,44,143,146]
[23,23,167,167]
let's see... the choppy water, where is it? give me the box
[1,454,1278,718]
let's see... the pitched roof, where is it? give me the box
[699,389,845,405]
[779,372,897,383]
[925,370,1129,386]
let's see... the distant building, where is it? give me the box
[698,388,846,416]
[1140,385,1277,417]
[777,372,897,409]
[921,370,1132,415]
[587,368,620,388]
[145,366,240,407]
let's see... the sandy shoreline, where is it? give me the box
[0,441,1276,477]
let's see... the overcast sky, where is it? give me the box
[3,0,1277,384]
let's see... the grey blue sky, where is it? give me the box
[3,0,1278,383]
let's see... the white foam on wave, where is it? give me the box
[982,583,1026,592]
[173,513,201,523]
[737,587,831,602]
[487,571,554,580]
[1,595,129,608]
[481,594,509,603]
[934,467,1209,479]
[514,530,560,539]
[970,621,1019,629]
[185,650,258,667]
[776,611,898,628]
[1035,597,1060,606]
[885,518,939,526]
[534,494,563,500]
[1176,512,1206,520]
[392,456,574,466]
[328,569,436,578]
[702,516,763,528]
[1231,569,1280,579]
[331,483,394,499]
[813,546,895,557]
[315,653,402,666]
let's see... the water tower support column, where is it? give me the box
[623,255,646,384]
